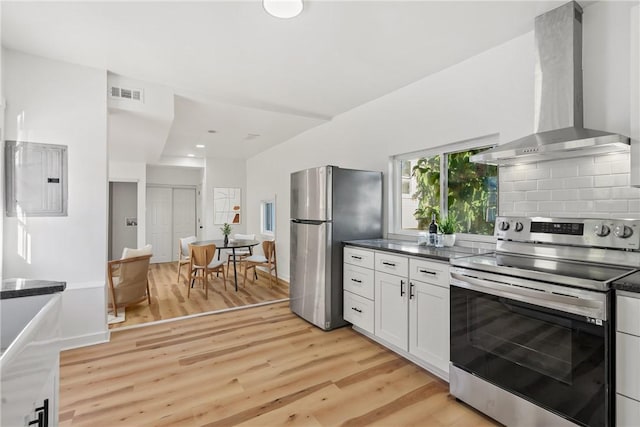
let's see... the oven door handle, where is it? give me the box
[450,272,606,321]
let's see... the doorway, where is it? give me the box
[145,186,197,263]
[109,182,138,260]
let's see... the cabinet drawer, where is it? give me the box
[617,394,640,427]
[617,332,640,401]
[344,291,374,334]
[617,295,640,336]
[409,258,449,288]
[343,264,374,300]
[344,247,374,269]
[374,252,408,277]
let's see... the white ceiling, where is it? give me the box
[2,0,579,162]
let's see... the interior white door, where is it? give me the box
[146,187,173,263]
[172,188,197,262]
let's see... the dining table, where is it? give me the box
[191,239,260,291]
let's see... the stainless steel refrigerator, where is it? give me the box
[290,166,382,330]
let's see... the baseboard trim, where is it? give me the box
[110,298,290,333]
[255,269,289,287]
[60,330,110,351]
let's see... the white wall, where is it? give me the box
[2,49,109,347]
[246,2,638,280]
[109,161,147,248]
[146,165,202,186]
[203,157,247,240]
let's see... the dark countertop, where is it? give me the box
[343,239,492,262]
[1,279,66,299]
[613,271,640,293]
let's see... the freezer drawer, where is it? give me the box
[290,166,331,221]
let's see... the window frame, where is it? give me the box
[260,197,276,237]
[389,134,499,243]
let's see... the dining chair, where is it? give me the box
[226,233,256,273]
[242,240,278,288]
[107,246,153,317]
[177,235,197,283]
[188,243,226,299]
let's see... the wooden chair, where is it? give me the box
[188,243,226,299]
[226,233,256,273]
[242,240,278,288]
[177,235,197,283]
[107,254,152,317]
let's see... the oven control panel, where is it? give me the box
[495,216,640,250]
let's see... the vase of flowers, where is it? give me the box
[220,223,232,246]
[439,214,458,247]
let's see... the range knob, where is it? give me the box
[514,222,524,232]
[498,221,510,231]
[614,225,634,239]
[594,224,611,237]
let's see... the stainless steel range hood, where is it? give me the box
[471,1,630,166]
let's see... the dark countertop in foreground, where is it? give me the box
[1,278,66,299]
[343,239,493,262]
[613,271,640,294]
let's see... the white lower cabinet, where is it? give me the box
[408,279,449,374]
[374,271,408,349]
[343,291,374,334]
[617,291,640,426]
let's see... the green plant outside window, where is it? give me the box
[402,147,498,235]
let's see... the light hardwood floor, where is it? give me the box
[110,261,289,329]
[61,301,499,426]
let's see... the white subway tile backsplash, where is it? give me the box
[594,200,628,212]
[550,164,579,178]
[551,190,580,201]
[579,188,612,200]
[565,201,595,212]
[514,201,538,212]
[563,176,594,189]
[612,187,640,199]
[500,155,635,218]
[525,169,551,180]
[594,174,629,187]
[594,152,629,163]
[538,179,564,190]
[513,180,538,191]
[526,191,552,201]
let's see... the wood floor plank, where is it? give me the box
[110,261,289,329]
[60,301,498,426]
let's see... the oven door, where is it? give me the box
[450,271,611,427]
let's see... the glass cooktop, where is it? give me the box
[452,252,636,291]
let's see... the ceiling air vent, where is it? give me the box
[109,86,144,103]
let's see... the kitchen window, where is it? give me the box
[391,135,499,237]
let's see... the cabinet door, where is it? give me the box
[409,280,450,374]
[375,271,408,350]
[617,394,640,427]
[617,332,640,401]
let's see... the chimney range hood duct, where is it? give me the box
[471,1,630,166]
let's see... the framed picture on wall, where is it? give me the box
[213,187,241,224]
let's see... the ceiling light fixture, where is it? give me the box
[187,154,195,157]
[207,130,217,134]
[263,0,303,19]
[196,144,205,148]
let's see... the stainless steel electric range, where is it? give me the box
[449,216,640,427]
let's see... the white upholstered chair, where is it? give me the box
[177,235,197,283]
[107,244,153,317]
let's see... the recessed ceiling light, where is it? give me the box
[187,154,195,157]
[263,0,303,19]
[207,130,217,134]
[196,144,205,148]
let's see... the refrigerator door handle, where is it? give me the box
[291,219,327,225]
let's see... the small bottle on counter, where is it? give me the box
[428,213,438,246]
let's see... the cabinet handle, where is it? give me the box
[409,282,415,299]
[351,307,363,313]
[419,269,437,275]
[351,278,362,284]
[400,280,405,296]
[351,255,362,260]
[382,261,396,267]
[29,399,49,427]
